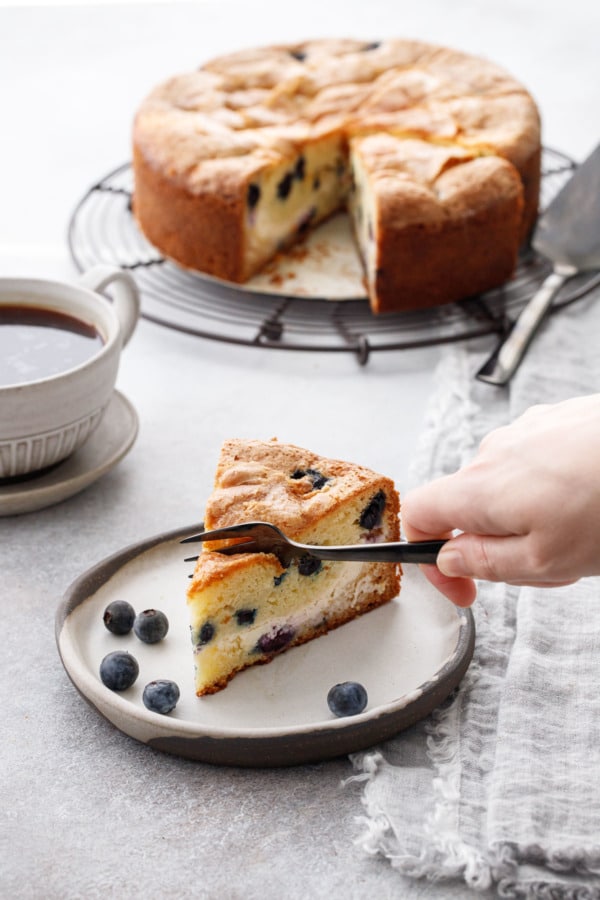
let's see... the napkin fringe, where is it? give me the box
[496,873,600,900]
[345,753,412,862]
[490,841,600,899]
[349,664,493,890]
[423,662,493,891]
[492,843,600,877]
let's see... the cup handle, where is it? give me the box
[78,264,140,347]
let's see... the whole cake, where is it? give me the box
[133,38,541,314]
[186,438,401,695]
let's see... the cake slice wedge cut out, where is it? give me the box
[187,438,401,695]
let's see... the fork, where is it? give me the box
[181,521,446,567]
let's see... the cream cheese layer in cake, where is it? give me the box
[187,439,400,695]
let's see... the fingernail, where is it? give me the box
[437,548,469,577]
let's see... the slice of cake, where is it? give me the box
[186,438,401,695]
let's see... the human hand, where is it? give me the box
[401,394,600,606]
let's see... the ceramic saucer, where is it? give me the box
[0,390,138,516]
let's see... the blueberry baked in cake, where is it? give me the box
[186,439,401,695]
[132,38,541,313]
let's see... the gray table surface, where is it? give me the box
[1,2,598,897]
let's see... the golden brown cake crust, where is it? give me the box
[203,437,400,538]
[133,38,541,310]
[132,145,253,280]
[353,139,525,312]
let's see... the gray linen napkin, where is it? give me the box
[350,286,600,899]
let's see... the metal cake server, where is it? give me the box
[477,142,600,386]
[182,521,446,567]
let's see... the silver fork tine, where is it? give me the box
[181,522,297,565]
[180,523,260,544]
[212,541,261,556]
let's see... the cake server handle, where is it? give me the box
[476,263,577,385]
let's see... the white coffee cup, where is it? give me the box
[0,265,140,478]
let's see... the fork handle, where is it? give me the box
[308,540,447,564]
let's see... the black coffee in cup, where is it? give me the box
[0,306,104,386]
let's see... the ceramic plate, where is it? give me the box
[0,391,138,517]
[56,524,475,767]
[189,212,366,299]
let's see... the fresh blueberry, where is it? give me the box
[195,621,215,645]
[277,172,294,200]
[247,182,260,209]
[290,467,329,490]
[142,680,180,715]
[297,555,322,576]
[273,571,288,587]
[359,490,386,530]
[235,608,257,626]
[133,608,169,644]
[327,681,368,717]
[99,651,139,691]
[308,468,329,489]
[256,625,295,654]
[102,600,135,635]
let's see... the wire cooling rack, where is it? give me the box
[67,147,600,365]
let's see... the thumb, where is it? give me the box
[437,534,522,584]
